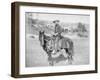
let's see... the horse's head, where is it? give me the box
[45,38,54,53]
[39,30,45,46]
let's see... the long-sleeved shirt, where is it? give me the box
[55,24,62,34]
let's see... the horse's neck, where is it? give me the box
[44,34,50,40]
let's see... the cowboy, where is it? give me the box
[52,20,63,54]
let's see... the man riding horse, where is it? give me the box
[52,20,63,55]
[39,20,74,65]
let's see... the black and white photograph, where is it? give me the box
[25,12,90,67]
[11,2,97,77]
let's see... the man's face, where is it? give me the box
[54,21,59,25]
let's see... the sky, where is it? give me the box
[27,12,90,24]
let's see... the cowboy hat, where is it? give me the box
[53,20,60,23]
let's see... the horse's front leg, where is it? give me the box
[49,60,54,66]
[48,56,54,66]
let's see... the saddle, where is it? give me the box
[52,33,63,40]
[52,34,63,53]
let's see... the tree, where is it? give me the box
[77,22,87,32]
[77,22,88,37]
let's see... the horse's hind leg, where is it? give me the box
[68,52,74,64]
[68,55,73,64]
[65,49,73,64]
[63,48,68,58]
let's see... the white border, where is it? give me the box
[20,6,95,74]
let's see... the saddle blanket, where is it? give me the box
[59,38,69,49]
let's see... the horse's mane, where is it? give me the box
[44,34,52,41]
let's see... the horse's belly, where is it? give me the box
[61,39,69,48]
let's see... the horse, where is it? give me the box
[39,31,74,66]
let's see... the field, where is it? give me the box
[25,35,89,67]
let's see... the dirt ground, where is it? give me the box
[25,36,89,67]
